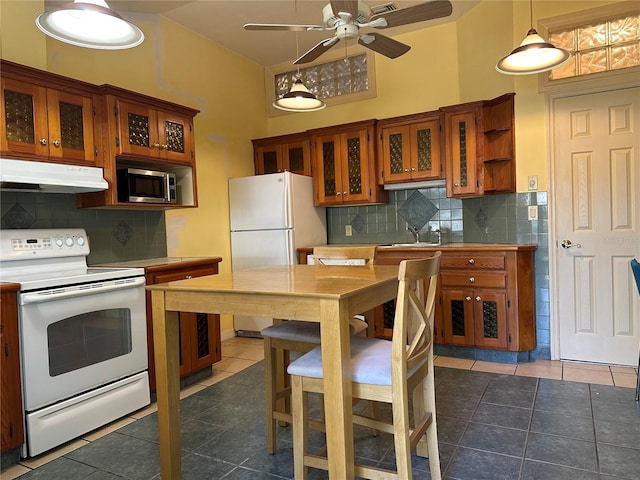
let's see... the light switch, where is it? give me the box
[345,225,352,236]
[528,206,538,221]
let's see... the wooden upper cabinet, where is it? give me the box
[442,104,481,197]
[310,120,387,206]
[1,73,97,165]
[114,99,195,164]
[78,87,199,209]
[378,111,443,184]
[442,93,515,198]
[253,133,311,176]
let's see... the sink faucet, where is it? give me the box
[407,225,420,243]
[433,228,442,245]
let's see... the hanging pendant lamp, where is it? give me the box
[36,0,144,50]
[272,0,325,112]
[273,78,326,112]
[496,0,570,75]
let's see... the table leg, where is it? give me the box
[151,290,182,479]
[319,299,354,479]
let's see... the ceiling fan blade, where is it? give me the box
[358,33,410,59]
[244,23,324,32]
[330,0,359,19]
[370,0,453,29]
[294,37,340,64]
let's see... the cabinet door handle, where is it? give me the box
[465,296,472,301]
[51,139,60,147]
[185,275,192,279]
[343,191,347,195]
[411,167,416,171]
[475,296,482,301]
[468,258,475,265]
[336,192,342,196]
[153,143,161,149]
[404,168,409,172]
[39,138,47,145]
[469,277,475,283]
[454,182,459,187]
[161,144,168,150]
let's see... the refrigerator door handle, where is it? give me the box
[286,229,295,265]
[283,173,292,229]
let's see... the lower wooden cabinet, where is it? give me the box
[143,259,222,390]
[300,244,536,352]
[1,283,24,456]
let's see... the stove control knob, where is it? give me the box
[55,238,64,247]
[76,236,85,246]
[65,236,74,247]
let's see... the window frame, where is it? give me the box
[538,2,640,95]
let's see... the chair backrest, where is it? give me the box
[631,258,640,296]
[392,252,441,379]
[312,245,377,266]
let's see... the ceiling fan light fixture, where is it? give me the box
[273,79,326,112]
[36,0,144,50]
[496,0,571,75]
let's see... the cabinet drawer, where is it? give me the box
[441,272,506,288]
[441,254,505,270]
[151,265,217,284]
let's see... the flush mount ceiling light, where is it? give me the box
[36,0,144,50]
[496,0,570,75]
[273,78,326,112]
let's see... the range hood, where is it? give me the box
[0,158,108,193]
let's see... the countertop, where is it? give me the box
[299,243,537,253]
[93,257,223,269]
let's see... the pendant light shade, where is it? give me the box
[273,79,326,112]
[36,0,144,50]
[496,0,570,75]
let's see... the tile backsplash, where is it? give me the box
[327,187,550,360]
[0,191,167,264]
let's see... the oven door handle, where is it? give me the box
[20,277,146,305]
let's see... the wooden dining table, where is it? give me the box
[147,263,399,479]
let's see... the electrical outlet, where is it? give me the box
[528,175,538,191]
[528,205,538,221]
[345,225,352,236]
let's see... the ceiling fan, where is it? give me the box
[244,0,453,65]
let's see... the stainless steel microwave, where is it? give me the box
[117,167,177,204]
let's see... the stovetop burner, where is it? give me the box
[0,228,144,290]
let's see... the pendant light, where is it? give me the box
[36,0,144,50]
[273,78,326,112]
[496,0,570,75]
[273,1,325,112]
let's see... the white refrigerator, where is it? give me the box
[229,172,327,336]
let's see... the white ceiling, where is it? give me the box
[46,1,481,66]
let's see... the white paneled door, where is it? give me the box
[554,87,640,365]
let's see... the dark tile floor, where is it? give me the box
[14,363,640,480]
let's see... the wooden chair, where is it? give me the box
[287,252,442,480]
[631,258,640,401]
[261,245,377,453]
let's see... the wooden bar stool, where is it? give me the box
[288,252,442,480]
[261,246,377,453]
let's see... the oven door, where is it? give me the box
[18,276,148,411]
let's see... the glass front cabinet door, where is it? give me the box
[1,78,96,164]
